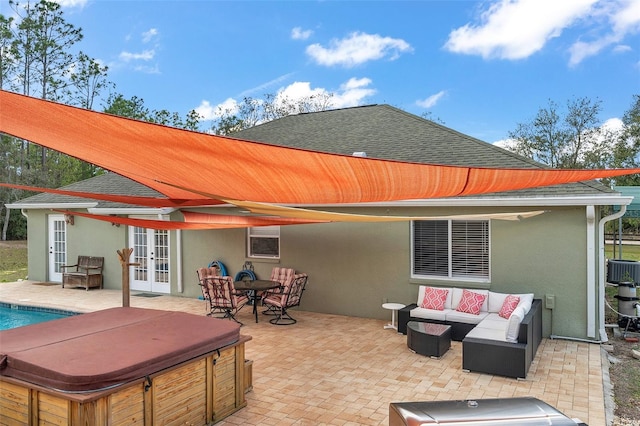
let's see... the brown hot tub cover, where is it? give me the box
[0,307,240,392]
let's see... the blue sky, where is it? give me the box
[3,0,639,144]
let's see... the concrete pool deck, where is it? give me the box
[0,280,608,425]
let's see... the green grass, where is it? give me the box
[0,245,28,282]
[606,244,640,261]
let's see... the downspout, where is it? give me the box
[598,205,627,343]
[20,209,28,219]
[177,229,183,293]
[586,206,596,338]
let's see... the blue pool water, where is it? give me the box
[0,304,77,330]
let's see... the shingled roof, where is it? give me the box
[13,172,164,208]
[233,104,615,197]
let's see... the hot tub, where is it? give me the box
[0,307,251,425]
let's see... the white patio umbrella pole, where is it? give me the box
[117,248,139,308]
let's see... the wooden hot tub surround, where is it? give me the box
[0,307,251,425]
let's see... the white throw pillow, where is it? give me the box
[443,287,454,309]
[417,285,427,306]
[516,293,534,314]
[505,305,526,343]
[489,291,533,314]
[488,291,508,312]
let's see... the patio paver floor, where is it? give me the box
[0,281,606,425]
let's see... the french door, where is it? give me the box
[47,214,66,282]
[128,225,170,293]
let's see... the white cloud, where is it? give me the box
[602,117,624,133]
[306,32,412,67]
[133,64,160,74]
[492,138,515,149]
[142,28,159,43]
[568,0,640,65]
[200,78,375,122]
[444,0,597,60]
[291,27,313,40]
[119,50,155,62]
[613,44,632,53]
[276,81,324,102]
[416,91,446,109]
[273,78,375,109]
[54,0,88,7]
[195,98,238,121]
[332,77,376,108]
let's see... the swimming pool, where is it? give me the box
[0,303,78,330]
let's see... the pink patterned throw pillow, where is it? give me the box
[499,294,521,319]
[420,287,449,310]
[455,289,486,315]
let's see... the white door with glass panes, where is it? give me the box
[48,214,67,282]
[128,225,170,293]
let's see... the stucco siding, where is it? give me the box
[65,215,126,289]
[21,205,602,340]
[25,210,47,282]
[490,207,589,338]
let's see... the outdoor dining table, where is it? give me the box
[234,279,281,323]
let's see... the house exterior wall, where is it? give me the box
[67,215,126,281]
[178,205,598,340]
[25,210,47,281]
[23,205,601,340]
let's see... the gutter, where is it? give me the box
[7,202,96,209]
[89,207,176,215]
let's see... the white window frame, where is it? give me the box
[247,226,280,259]
[411,219,490,282]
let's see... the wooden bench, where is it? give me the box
[61,256,104,290]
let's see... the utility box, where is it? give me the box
[545,294,555,310]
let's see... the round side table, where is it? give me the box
[382,302,405,330]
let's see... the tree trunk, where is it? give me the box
[1,204,9,241]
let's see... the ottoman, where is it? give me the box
[407,321,451,358]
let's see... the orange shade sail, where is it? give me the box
[55,210,328,230]
[0,183,216,207]
[2,90,640,206]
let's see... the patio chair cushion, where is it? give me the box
[506,305,526,342]
[499,295,521,319]
[420,286,449,310]
[445,309,489,325]
[465,323,507,342]
[475,313,508,330]
[410,306,449,322]
[456,289,487,315]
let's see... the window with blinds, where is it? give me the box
[412,220,490,280]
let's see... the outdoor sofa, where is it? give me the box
[398,286,543,379]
